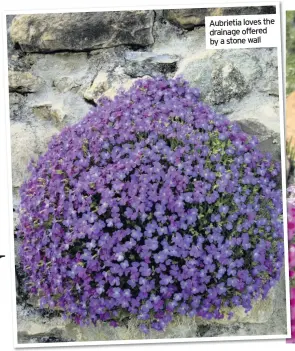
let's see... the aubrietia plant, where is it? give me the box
[17,76,284,333]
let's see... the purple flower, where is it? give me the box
[219,205,229,214]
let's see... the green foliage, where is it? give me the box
[287,137,295,162]
[286,11,295,95]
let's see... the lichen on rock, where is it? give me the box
[9,71,44,93]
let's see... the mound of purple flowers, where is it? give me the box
[17,77,284,333]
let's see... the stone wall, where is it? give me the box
[7,7,287,344]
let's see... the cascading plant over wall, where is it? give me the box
[17,76,284,333]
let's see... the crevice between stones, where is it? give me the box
[14,43,155,56]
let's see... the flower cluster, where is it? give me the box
[17,77,284,333]
[287,185,295,343]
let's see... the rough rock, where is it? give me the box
[222,6,276,17]
[84,72,110,102]
[53,77,80,93]
[10,123,37,188]
[164,6,276,29]
[15,266,29,304]
[6,15,36,72]
[237,118,281,169]
[256,50,279,97]
[176,47,264,102]
[257,135,281,162]
[125,51,179,64]
[9,93,26,121]
[32,103,65,123]
[217,92,280,134]
[258,80,279,96]
[10,122,58,188]
[24,50,127,124]
[18,331,73,344]
[10,11,155,53]
[237,118,277,143]
[176,45,280,135]
[9,92,24,106]
[151,13,194,57]
[237,118,282,188]
[208,63,249,104]
[9,71,44,93]
[31,52,90,83]
[101,74,153,100]
[124,51,179,78]
[12,188,20,227]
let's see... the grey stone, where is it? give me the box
[30,52,90,84]
[12,188,20,228]
[208,63,249,104]
[9,92,24,105]
[125,51,179,64]
[9,93,26,121]
[15,265,29,304]
[124,51,179,78]
[23,50,128,125]
[10,11,155,53]
[237,118,282,187]
[258,136,281,162]
[10,122,58,188]
[256,51,279,97]
[151,11,190,56]
[9,70,44,93]
[176,46,280,136]
[176,47,264,102]
[222,6,276,17]
[217,92,280,135]
[237,118,275,143]
[6,15,34,72]
[124,60,177,78]
[258,80,279,96]
[53,77,80,93]
[237,118,281,162]
[18,330,73,344]
[87,47,127,72]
